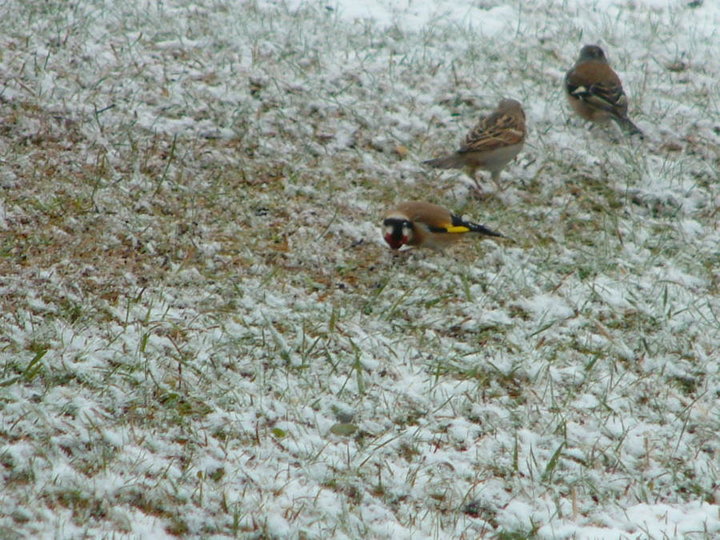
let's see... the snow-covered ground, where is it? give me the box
[1,0,719,537]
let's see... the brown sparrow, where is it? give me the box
[423,98,526,190]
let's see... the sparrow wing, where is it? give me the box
[459,109,525,154]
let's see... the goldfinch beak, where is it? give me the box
[383,220,411,250]
[384,232,405,250]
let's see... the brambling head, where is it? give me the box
[577,45,607,62]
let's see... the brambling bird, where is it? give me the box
[565,45,643,138]
[422,98,526,190]
[382,201,506,251]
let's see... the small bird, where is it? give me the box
[422,98,526,191]
[382,201,506,251]
[565,44,643,138]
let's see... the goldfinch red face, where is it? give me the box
[383,217,414,250]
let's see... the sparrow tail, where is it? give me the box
[422,154,465,170]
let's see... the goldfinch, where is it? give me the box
[422,98,526,190]
[382,201,505,251]
[565,45,643,138]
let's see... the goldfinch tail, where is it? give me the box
[469,222,507,239]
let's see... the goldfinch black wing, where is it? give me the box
[426,214,505,238]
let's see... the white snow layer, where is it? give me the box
[1,0,720,538]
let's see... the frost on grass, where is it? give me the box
[2,0,720,538]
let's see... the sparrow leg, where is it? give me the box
[490,170,505,191]
[464,165,484,194]
[470,173,495,202]
[472,176,485,193]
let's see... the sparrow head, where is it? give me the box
[577,44,607,62]
[496,98,526,125]
[497,98,524,114]
[383,217,414,250]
